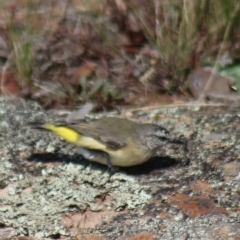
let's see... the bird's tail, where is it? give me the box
[26,122,50,131]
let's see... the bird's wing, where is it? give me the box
[68,123,126,148]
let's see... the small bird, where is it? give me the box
[28,117,185,171]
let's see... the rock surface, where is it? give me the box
[0,97,239,239]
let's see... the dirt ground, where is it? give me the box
[0,97,239,240]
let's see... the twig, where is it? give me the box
[127,102,227,113]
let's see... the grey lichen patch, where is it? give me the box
[109,174,151,210]
[0,162,150,237]
[0,97,151,238]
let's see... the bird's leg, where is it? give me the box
[102,152,116,172]
[76,148,116,172]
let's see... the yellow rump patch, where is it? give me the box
[43,124,80,143]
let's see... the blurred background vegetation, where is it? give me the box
[1,0,240,109]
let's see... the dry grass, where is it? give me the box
[0,0,240,108]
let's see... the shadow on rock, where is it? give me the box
[27,153,183,175]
